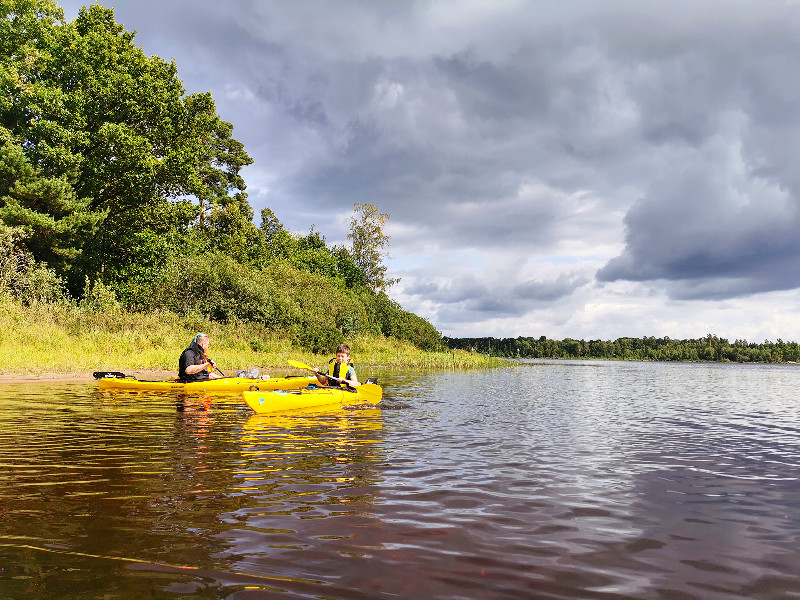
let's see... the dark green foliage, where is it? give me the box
[0,137,101,271]
[134,251,443,352]
[256,208,367,288]
[332,246,368,290]
[142,253,299,327]
[0,222,67,304]
[0,1,252,294]
[360,291,445,351]
[204,192,266,264]
[445,334,800,363]
[298,324,343,355]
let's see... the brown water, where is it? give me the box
[0,360,798,599]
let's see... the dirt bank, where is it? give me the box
[0,370,177,384]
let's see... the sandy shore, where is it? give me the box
[0,370,178,384]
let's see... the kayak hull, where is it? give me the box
[98,376,317,393]
[242,384,382,414]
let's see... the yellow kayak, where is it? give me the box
[242,383,383,413]
[96,373,317,393]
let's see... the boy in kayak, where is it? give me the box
[312,344,360,387]
[179,333,222,381]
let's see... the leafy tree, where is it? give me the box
[205,192,265,264]
[0,134,100,271]
[257,208,366,289]
[258,206,300,264]
[181,92,252,226]
[0,1,252,294]
[347,202,398,293]
[0,0,64,134]
[259,207,284,244]
[332,245,367,290]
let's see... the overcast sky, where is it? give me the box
[58,0,800,341]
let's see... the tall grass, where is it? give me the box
[0,297,501,376]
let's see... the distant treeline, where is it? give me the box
[444,335,800,363]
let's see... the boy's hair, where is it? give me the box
[336,343,351,355]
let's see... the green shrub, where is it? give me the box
[114,251,444,354]
[0,224,69,305]
[80,278,121,313]
[296,323,343,355]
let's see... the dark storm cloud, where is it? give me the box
[597,182,800,300]
[403,272,590,319]
[597,45,800,300]
[585,4,800,301]
[269,42,633,252]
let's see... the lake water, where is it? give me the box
[0,360,798,599]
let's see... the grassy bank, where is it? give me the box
[0,299,501,376]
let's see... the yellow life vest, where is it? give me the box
[327,358,355,386]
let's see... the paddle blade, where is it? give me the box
[287,359,315,371]
[356,383,383,405]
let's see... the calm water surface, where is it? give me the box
[0,360,799,599]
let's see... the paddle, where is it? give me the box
[200,351,227,377]
[207,359,227,378]
[287,359,382,404]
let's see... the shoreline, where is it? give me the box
[0,370,178,384]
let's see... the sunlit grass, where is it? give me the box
[0,298,501,376]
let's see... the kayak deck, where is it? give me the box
[98,375,317,393]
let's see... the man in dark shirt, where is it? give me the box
[178,333,222,381]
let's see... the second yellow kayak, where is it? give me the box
[242,383,383,413]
